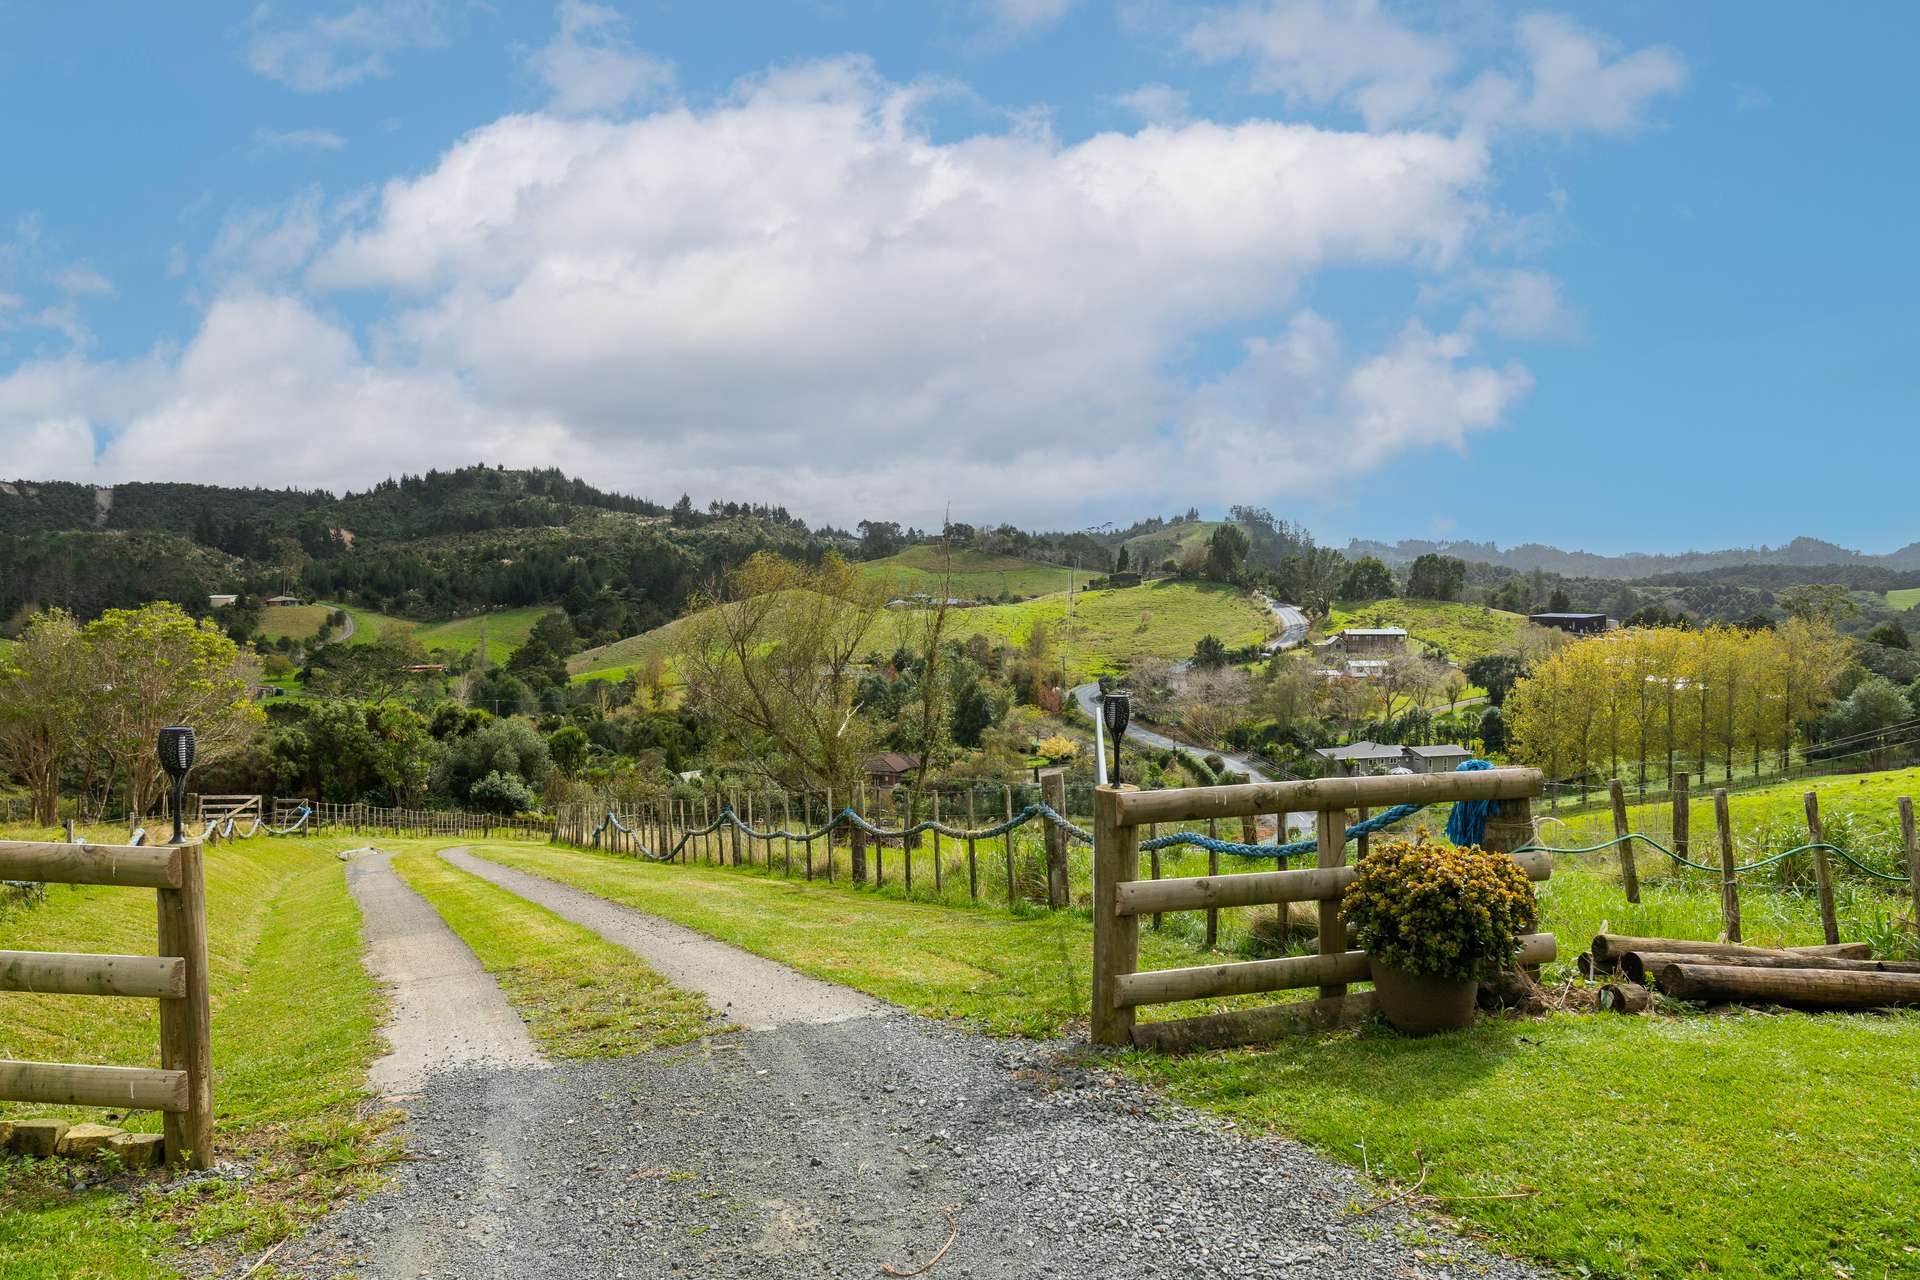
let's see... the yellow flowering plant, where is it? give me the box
[1341,829,1537,982]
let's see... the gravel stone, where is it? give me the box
[271,851,1548,1278]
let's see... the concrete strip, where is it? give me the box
[345,851,544,1094]
[442,846,883,1031]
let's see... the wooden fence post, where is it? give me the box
[1148,823,1161,931]
[825,788,836,883]
[851,784,868,885]
[1315,809,1346,999]
[1714,787,1741,942]
[1611,778,1639,903]
[1901,796,1918,932]
[931,793,943,895]
[1804,791,1840,945]
[728,791,743,867]
[965,788,979,901]
[1042,769,1068,909]
[1003,785,1016,907]
[155,842,212,1169]
[1205,818,1220,948]
[1672,772,1691,865]
[1091,785,1140,1047]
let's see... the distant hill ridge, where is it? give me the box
[1343,535,1920,579]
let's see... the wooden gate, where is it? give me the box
[1092,768,1551,1051]
[0,838,213,1167]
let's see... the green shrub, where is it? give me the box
[1342,833,1537,980]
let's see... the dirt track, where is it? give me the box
[281,847,1546,1279]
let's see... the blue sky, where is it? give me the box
[0,2,1912,554]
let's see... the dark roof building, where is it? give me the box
[1529,612,1612,634]
[862,752,924,785]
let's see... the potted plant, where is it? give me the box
[1342,831,1538,1035]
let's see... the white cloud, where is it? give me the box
[1180,314,1531,491]
[1112,83,1192,126]
[527,0,674,116]
[1187,2,1684,136]
[255,127,348,151]
[1186,0,1455,130]
[976,0,1078,36]
[1474,13,1687,137]
[55,265,114,298]
[242,0,449,93]
[1422,267,1579,341]
[205,189,330,286]
[3,59,1533,520]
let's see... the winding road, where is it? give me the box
[1071,593,1312,837]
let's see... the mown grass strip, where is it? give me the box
[0,833,390,1278]
[465,841,1207,1036]
[386,845,716,1058]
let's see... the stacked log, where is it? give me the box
[1576,934,1920,1014]
[1651,964,1920,1010]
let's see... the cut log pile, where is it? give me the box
[1579,934,1920,1013]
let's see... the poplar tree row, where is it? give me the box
[1505,619,1852,796]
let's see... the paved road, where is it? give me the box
[1071,594,1312,836]
[279,847,1545,1280]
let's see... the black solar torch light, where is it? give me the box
[158,726,197,844]
[1101,691,1131,786]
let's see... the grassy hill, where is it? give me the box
[859,546,1094,599]
[569,579,1271,688]
[568,613,699,686]
[331,602,550,660]
[945,579,1270,684]
[1886,587,1920,611]
[1325,598,1529,665]
[1119,520,1222,572]
[256,603,336,644]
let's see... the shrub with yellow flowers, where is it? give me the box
[1341,829,1537,982]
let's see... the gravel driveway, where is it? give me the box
[277,849,1544,1279]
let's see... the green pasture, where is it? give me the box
[858,545,1094,599]
[1886,587,1920,611]
[1326,598,1529,665]
[327,602,549,660]
[254,603,335,644]
[943,579,1271,684]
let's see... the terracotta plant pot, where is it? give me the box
[1370,959,1479,1035]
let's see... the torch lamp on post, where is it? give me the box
[158,726,197,845]
[1100,691,1131,786]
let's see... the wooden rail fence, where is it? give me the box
[1093,767,1550,1052]
[0,838,213,1168]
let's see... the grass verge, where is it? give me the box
[385,844,716,1058]
[0,833,392,1278]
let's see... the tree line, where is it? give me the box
[1503,619,1857,795]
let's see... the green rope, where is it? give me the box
[1515,832,1913,884]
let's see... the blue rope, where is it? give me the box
[1139,802,1427,859]
[1445,758,1495,847]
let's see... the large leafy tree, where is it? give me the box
[1339,556,1394,603]
[1405,554,1467,601]
[679,551,889,797]
[0,610,89,824]
[83,601,264,814]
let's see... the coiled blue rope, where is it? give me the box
[1445,758,1495,847]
